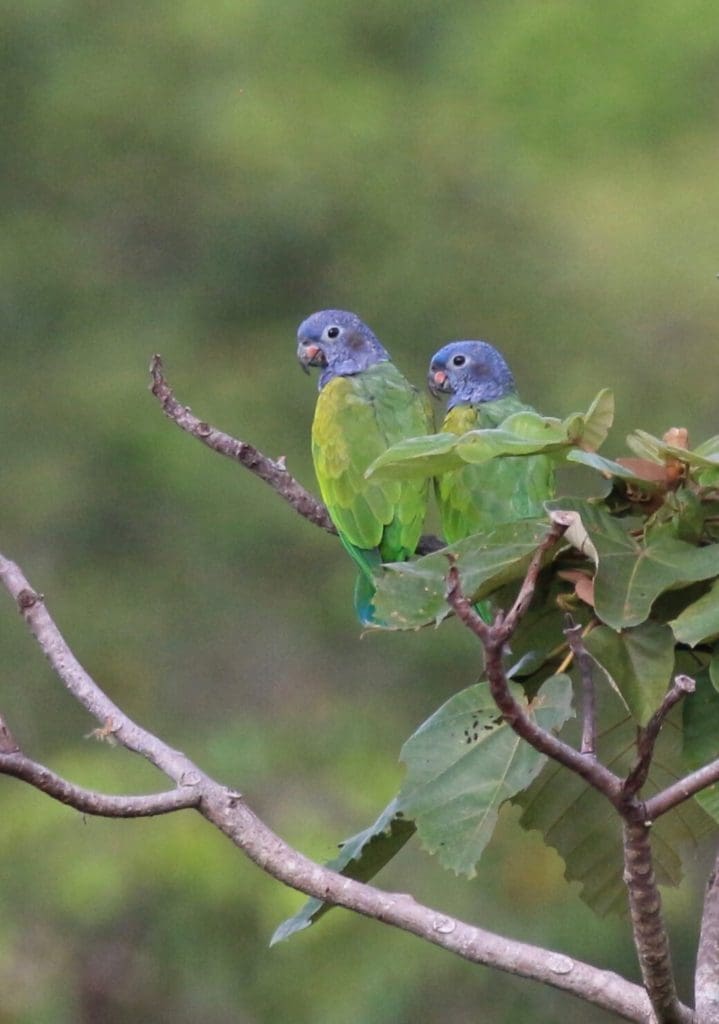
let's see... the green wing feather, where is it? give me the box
[437,394,555,544]
[312,363,432,620]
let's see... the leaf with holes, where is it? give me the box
[397,675,573,877]
[516,685,714,915]
[270,798,415,945]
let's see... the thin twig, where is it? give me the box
[498,520,568,639]
[644,756,719,822]
[148,355,443,554]
[623,676,695,800]
[149,354,336,533]
[622,818,689,1024]
[445,565,622,805]
[564,617,596,757]
[0,750,199,817]
[0,550,658,1023]
[696,849,719,1022]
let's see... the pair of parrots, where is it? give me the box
[297,309,553,625]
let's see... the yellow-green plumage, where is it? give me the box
[312,363,432,581]
[437,395,555,544]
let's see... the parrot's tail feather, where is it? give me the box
[337,536,386,626]
[353,571,378,626]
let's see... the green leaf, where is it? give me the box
[398,675,573,877]
[670,580,719,647]
[372,518,555,630]
[711,650,719,692]
[565,450,662,490]
[625,429,671,464]
[577,388,614,452]
[627,429,719,472]
[270,799,415,945]
[584,621,675,725]
[698,466,719,488]
[669,489,705,544]
[456,421,569,465]
[366,390,614,480]
[365,432,466,480]
[517,687,714,915]
[695,435,719,459]
[683,672,719,822]
[549,498,719,629]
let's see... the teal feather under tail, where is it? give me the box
[338,535,383,626]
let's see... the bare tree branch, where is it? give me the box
[696,849,719,1023]
[447,557,692,1023]
[445,564,623,805]
[0,749,199,817]
[644,757,719,822]
[148,355,444,554]
[149,354,336,533]
[498,520,568,638]
[564,618,597,757]
[623,676,695,800]
[0,550,660,1023]
[622,818,690,1024]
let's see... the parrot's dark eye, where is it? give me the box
[452,354,466,367]
[327,326,341,340]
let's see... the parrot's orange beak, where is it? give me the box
[297,340,327,373]
[428,367,450,398]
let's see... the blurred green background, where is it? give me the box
[1,1,718,1021]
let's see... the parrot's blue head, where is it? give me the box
[428,341,516,410]
[297,309,390,390]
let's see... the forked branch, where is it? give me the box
[445,553,697,1024]
[0,550,659,1023]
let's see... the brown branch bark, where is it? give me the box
[645,758,719,822]
[0,746,199,817]
[445,564,623,805]
[696,849,719,1023]
[623,676,695,801]
[149,354,336,533]
[446,556,694,1024]
[495,520,568,640]
[148,355,443,554]
[564,618,597,757]
[0,550,659,1023]
[622,819,690,1024]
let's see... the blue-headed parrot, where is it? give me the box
[297,309,432,625]
[428,340,555,543]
